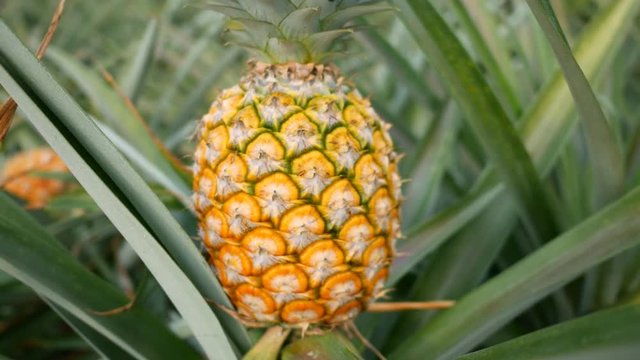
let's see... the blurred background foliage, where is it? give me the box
[1,0,640,359]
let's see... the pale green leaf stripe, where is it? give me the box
[96,120,191,206]
[392,0,557,243]
[389,184,640,360]
[0,193,199,360]
[522,0,640,173]
[460,304,640,360]
[120,19,158,102]
[527,0,624,208]
[0,21,247,357]
[392,0,640,286]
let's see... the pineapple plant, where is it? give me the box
[191,1,402,328]
[1,147,68,209]
[3,0,640,359]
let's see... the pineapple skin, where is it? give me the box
[1,148,67,209]
[193,61,401,327]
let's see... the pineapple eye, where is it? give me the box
[320,272,362,300]
[262,264,309,293]
[328,300,362,323]
[281,300,325,324]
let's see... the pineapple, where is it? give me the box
[191,0,400,328]
[1,148,68,209]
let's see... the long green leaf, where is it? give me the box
[392,0,557,243]
[0,21,249,356]
[460,304,640,360]
[119,19,158,102]
[391,0,640,289]
[45,47,188,190]
[384,195,517,351]
[450,0,521,118]
[389,184,640,359]
[526,0,624,208]
[356,23,439,110]
[402,101,460,227]
[388,175,502,286]
[0,193,198,360]
[47,302,136,360]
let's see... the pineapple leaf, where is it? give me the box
[392,0,558,245]
[402,102,460,227]
[47,302,137,360]
[388,175,502,286]
[266,37,309,63]
[390,184,640,359]
[450,0,521,118]
[191,1,252,19]
[44,47,191,195]
[390,0,640,290]
[0,20,250,356]
[119,18,158,103]
[235,0,295,24]
[304,28,353,60]
[0,193,200,359]
[526,0,624,209]
[322,3,394,29]
[460,304,640,360]
[279,7,320,39]
[282,333,363,360]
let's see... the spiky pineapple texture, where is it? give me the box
[197,0,390,63]
[0,148,68,209]
[192,61,402,327]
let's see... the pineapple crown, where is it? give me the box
[193,0,391,64]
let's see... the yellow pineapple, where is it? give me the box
[1,148,68,209]
[192,1,401,328]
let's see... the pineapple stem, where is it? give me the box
[367,301,455,312]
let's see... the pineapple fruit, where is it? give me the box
[1,148,67,209]
[191,0,400,328]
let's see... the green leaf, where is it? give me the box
[391,0,640,293]
[242,327,290,360]
[44,47,189,191]
[384,193,517,351]
[356,23,439,111]
[47,302,136,360]
[322,3,393,29]
[150,22,221,128]
[392,0,557,243]
[166,48,243,137]
[119,19,158,103]
[402,102,460,227]
[96,121,191,206]
[281,333,362,360]
[0,193,199,359]
[460,304,640,360]
[389,184,640,360]
[449,0,521,118]
[388,173,503,286]
[526,0,624,209]
[0,20,250,356]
